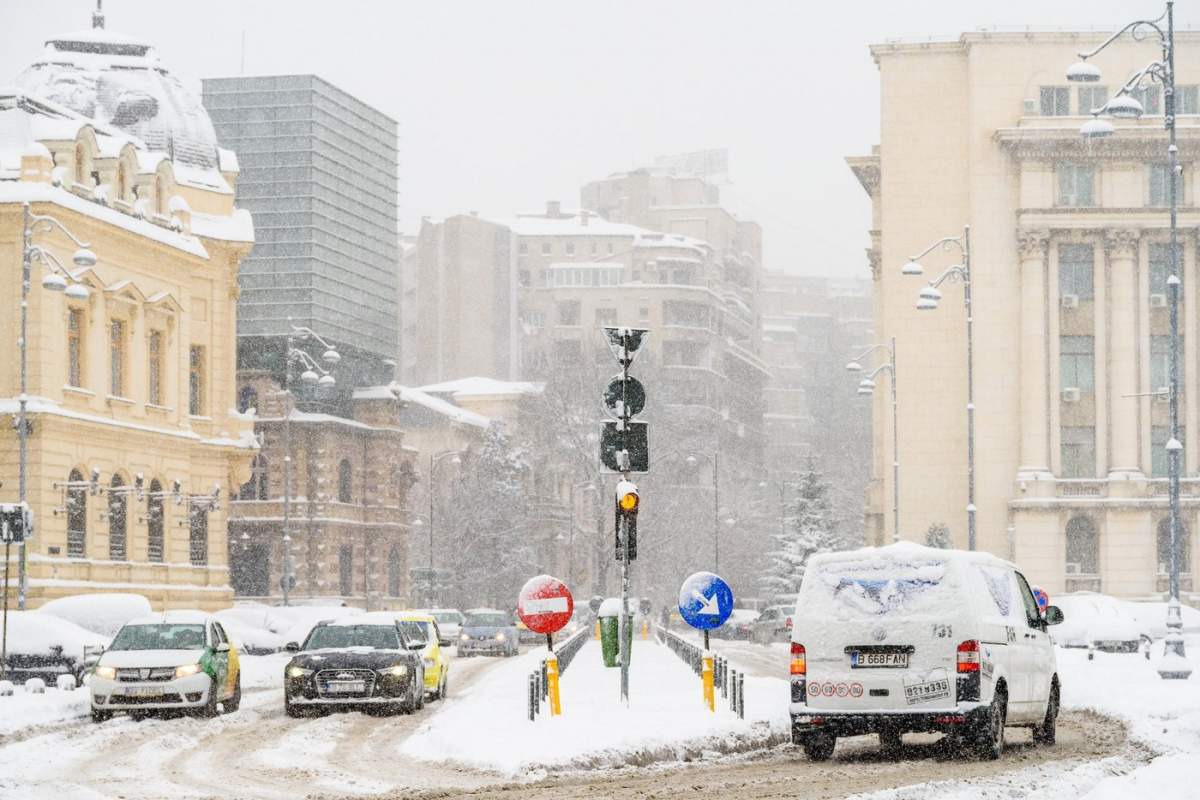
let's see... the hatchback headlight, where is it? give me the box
[94,665,116,680]
[460,634,470,641]
[379,664,409,677]
[175,663,203,678]
[287,666,313,679]
[494,632,506,641]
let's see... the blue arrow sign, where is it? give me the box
[678,571,734,631]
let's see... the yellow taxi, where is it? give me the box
[395,612,449,701]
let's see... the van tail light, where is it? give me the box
[957,640,980,673]
[790,642,806,676]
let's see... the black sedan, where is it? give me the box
[283,613,426,717]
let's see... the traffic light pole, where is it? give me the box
[619,330,632,704]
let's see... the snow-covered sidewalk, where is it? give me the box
[400,639,790,775]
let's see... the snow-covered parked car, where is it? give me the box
[0,611,108,685]
[39,593,152,637]
[749,605,794,644]
[1051,593,1150,653]
[283,613,426,716]
[790,542,1063,761]
[89,611,241,722]
[710,609,758,640]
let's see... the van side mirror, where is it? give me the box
[1044,606,1064,626]
[408,639,427,651]
[215,642,230,653]
[285,641,300,653]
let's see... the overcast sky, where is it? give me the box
[2,1,1196,276]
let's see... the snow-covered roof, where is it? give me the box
[504,212,649,238]
[417,376,543,398]
[359,383,490,428]
[126,610,213,626]
[16,27,222,172]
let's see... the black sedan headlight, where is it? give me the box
[377,663,410,678]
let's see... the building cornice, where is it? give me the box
[996,123,1200,161]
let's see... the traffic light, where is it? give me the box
[600,327,650,475]
[0,503,33,544]
[615,480,639,561]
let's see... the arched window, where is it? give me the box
[237,385,258,414]
[66,469,87,559]
[337,459,353,503]
[239,455,269,501]
[388,546,401,597]
[108,473,128,561]
[74,143,85,185]
[1157,517,1192,574]
[147,479,164,563]
[1065,515,1099,575]
[189,508,208,566]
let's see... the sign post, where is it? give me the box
[601,326,649,703]
[518,575,574,717]
[678,571,734,712]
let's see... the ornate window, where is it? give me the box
[1057,164,1096,207]
[1065,516,1099,576]
[1060,427,1096,479]
[147,479,164,562]
[1058,244,1095,298]
[110,319,126,396]
[189,508,208,566]
[1039,86,1070,116]
[148,330,164,405]
[1156,518,1192,575]
[109,473,128,561]
[240,455,269,501]
[337,459,353,503]
[1077,86,1108,115]
[189,346,206,415]
[67,309,85,388]
[66,468,87,558]
[1059,336,1094,391]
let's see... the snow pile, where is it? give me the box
[212,611,286,654]
[401,640,789,775]
[0,610,108,657]
[216,603,362,649]
[39,593,152,636]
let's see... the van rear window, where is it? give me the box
[810,556,949,618]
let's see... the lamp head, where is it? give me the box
[1106,94,1143,119]
[300,369,319,386]
[1066,60,1101,83]
[918,285,942,302]
[1081,116,1116,139]
[41,272,67,292]
[845,360,863,373]
[858,378,876,392]
[72,248,97,268]
[917,297,939,311]
[322,348,340,365]
[317,374,336,388]
[901,260,924,276]
[64,282,90,300]
[685,455,698,467]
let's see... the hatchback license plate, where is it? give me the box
[325,680,365,693]
[850,651,908,668]
[124,687,162,698]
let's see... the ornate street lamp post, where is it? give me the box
[847,337,900,543]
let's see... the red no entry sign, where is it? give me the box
[518,574,574,635]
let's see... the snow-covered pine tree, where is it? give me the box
[760,465,839,600]
[925,522,952,549]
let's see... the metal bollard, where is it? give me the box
[702,654,715,712]
[730,669,738,712]
[737,672,745,719]
[541,661,549,701]
[528,673,536,720]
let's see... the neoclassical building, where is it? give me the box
[853,30,1200,600]
[0,21,256,608]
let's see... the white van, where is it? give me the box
[789,542,1063,761]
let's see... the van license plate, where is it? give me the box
[850,651,908,668]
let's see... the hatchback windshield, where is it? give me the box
[110,624,206,651]
[304,625,400,650]
[464,612,510,628]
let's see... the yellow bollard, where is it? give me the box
[641,620,649,640]
[594,620,601,640]
[546,654,562,716]
[702,654,715,712]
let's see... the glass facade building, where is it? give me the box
[201,75,399,372]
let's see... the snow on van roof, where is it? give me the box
[808,540,1015,572]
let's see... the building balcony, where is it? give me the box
[1065,574,1102,593]
[1056,479,1108,498]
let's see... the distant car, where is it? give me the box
[711,609,758,640]
[458,609,519,657]
[750,605,794,644]
[395,612,449,701]
[283,612,426,717]
[515,617,544,645]
[1052,593,1150,653]
[417,609,465,646]
[89,610,241,723]
[0,611,108,686]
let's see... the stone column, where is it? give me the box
[1106,228,1143,478]
[1018,229,1052,480]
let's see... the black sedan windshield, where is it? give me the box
[304,625,400,650]
[110,624,206,651]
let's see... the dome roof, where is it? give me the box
[14,28,220,170]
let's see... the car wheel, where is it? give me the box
[90,708,112,724]
[223,675,242,713]
[196,678,220,719]
[879,729,903,759]
[802,732,836,762]
[1033,681,1058,746]
[973,687,1006,760]
[416,676,425,710]
[284,694,304,718]
[438,670,448,700]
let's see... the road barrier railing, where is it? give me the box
[527,624,592,720]
[655,626,743,718]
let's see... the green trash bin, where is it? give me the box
[598,598,625,668]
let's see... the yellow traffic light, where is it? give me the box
[619,491,639,512]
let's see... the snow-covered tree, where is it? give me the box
[925,522,952,549]
[760,466,839,600]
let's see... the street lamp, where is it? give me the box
[19,202,93,609]
[901,226,974,550]
[685,452,722,572]
[847,337,900,543]
[1066,2,1189,679]
[280,323,338,606]
[425,450,462,606]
